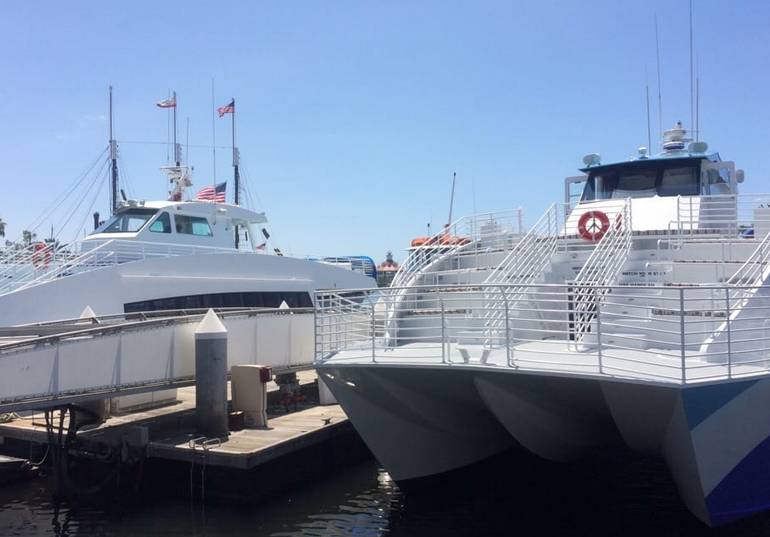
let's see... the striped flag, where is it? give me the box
[217,99,235,117]
[156,95,176,108]
[195,182,227,203]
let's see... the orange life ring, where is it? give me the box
[577,210,610,241]
[32,242,51,268]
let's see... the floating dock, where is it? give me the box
[0,371,367,502]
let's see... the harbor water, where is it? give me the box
[3,448,770,536]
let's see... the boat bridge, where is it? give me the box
[0,307,314,413]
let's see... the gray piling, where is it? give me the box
[195,309,229,438]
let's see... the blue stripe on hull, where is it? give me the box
[681,380,757,429]
[706,432,770,526]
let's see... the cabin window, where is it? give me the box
[659,166,699,196]
[124,291,313,313]
[148,212,172,233]
[613,170,657,198]
[99,208,156,233]
[174,215,213,236]
[581,160,704,201]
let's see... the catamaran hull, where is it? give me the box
[319,363,770,526]
[317,365,516,481]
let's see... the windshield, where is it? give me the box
[581,161,701,201]
[98,208,157,233]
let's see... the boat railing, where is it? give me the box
[389,208,525,289]
[480,203,562,346]
[570,198,633,344]
[0,239,242,295]
[665,193,770,241]
[315,281,770,385]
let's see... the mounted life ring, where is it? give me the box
[32,242,51,268]
[577,210,610,241]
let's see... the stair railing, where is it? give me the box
[482,203,562,347]
[571,198,632,345]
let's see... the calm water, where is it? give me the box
[3,451,770,536]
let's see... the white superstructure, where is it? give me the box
[315,123,770,527]
[0,198,375,326]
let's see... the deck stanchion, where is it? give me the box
[725,287,732,379]
[371,298,376,363]
[503,286,511,367]
[440,296,446,363]
[680,287,687,384]
[595,286,603,374]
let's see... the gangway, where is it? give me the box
[0,307,314,413]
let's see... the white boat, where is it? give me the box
[315,122,770,527]
[0,185,374,326]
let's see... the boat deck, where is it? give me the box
[321,340,770,386]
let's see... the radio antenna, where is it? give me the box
[689,0,695,136]
[654,15,663,144]
[645,84,652,151]
[695,75,700,142]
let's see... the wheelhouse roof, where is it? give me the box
[116,200,267,224]
[579,152,721,174]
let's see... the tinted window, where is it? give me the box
[124,291,313,313]
[659,166,699,196]
[614,170,657,198]
[100,209,156,233]
[175,214,212,236]
[149,212,172,233]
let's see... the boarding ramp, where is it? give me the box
[0,307,313,413]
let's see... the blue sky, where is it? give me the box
[1,0,769,260]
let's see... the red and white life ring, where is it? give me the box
[32,242,51,268]
[577,210,610,241]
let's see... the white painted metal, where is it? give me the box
[0,309,314,411]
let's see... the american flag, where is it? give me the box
[217,99,235,117]
[156,95,176,108]
[195,182,227,203]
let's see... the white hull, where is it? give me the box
[320,360,770,526]
[0,253,373,325]
[318,365,515,481]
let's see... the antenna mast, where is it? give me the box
[689,0,695,136]
[654,15,663,144]
[108,86,119,215]
[446,171,457,228]
[645,85,652,151]
[173,91,180,166]
[232,98,241,249]
[211,79,217,193]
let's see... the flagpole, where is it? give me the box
[173,91,179,166]
[232,98,241,248]
[211,79,217,195]
[109,85,119,215]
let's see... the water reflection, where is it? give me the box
[5,453,770,536]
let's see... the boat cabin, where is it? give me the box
[86,200,267,250]
[564,122,745,235]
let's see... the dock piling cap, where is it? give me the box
[195,308,228,336]
[79,305,96,319]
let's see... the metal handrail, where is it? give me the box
[314,282,770,385]
[481,203,561,346]
[0,306,313,354]
[571,199,632,343]
[0,239,248,296]
[390,208,524,289]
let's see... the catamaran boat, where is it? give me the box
[315,121,770,526]
[0,178,375,326]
